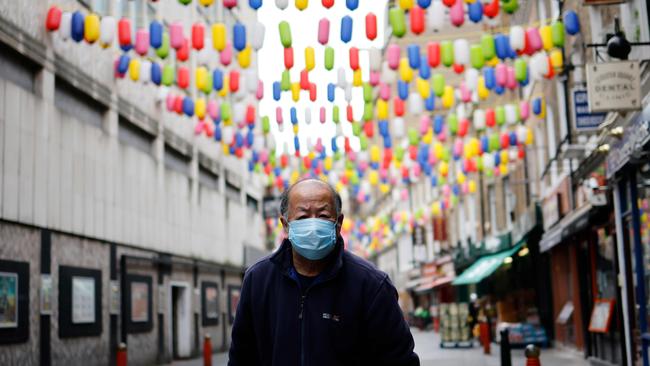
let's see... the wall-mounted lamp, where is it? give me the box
[597,144,611,153]
[518,247,530,257]
[609,127,624,139]
[503,256,513,264]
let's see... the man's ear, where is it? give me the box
[280,216,289,233]
[336,214,344,236]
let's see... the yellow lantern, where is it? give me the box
[238,45,252,68]
[369,170,379,185]
[399,58,413,82]
[540,25,553,51]
[296,0,308,10]
[353,69,363,86]
[423,130,433,144]
[468,179,477,193]
[305,46,315,71]
[499,164,509,176]
[195,98,206,119]
[477,77,490,100]
[196,66,209,91]
[377,99,389,119]
[212,23,227,51]
[219,75,229,97]
[550,49,563,69]
[399,0,414,9]
[291,82,300,101]
[417,78,430,99]
[129,58,140,81]
[442,86,455,109]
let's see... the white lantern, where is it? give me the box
[304,107,312,124]
[509,26,525,52]
[505,104,517,125]
[369,48,382,72]
[473,109,486,130]
[428,1,445,32]
[234,102,247,123]
[465,68,479,92]
[337,67,347,89]
[251,22,266,51]
[517,125,528,144]
[100,16,115,46]
[408,92,424,115]
[381,61,397,84]
[453,39,470,66]
[140,60,151,84]
[393,117,405,138]
[60,12,71,41]
[246,69,258,93]
[275,0,289,10]
[482,153,495,170]
[222,126,235,145]
[344,84,353,102]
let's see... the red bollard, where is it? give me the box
[479,322,490,354]
[203,334,212,366]
[116,342,127,366]
[525,344,541,366]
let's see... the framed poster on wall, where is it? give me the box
[228,285,241,325]
[40,274,53,315]
[201,281,219,326]
[0,260,29,344]
[125,274,153,333]
[589,298,615,333]
[59,266,102,338]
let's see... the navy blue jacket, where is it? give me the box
[228,239,419,366]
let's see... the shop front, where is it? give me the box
[607,106,650,366]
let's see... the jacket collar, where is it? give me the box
[270,237,345,282]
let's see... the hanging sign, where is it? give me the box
[572,88,606,131]
[586,61,641,113]
[606,114,650,178]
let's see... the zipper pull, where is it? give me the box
[299,295,306,319]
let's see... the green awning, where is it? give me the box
[452,243,524,286]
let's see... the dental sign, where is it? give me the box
[586,61,641,113]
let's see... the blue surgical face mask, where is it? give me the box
[288,218,337,261]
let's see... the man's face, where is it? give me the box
[280,181,344,238]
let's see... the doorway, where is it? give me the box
[170,282,192,359]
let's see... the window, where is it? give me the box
[246,195,259,213]
[55,78,105,127]
[163,144,190,176]
[78,0,109,15]
[0,42,38,92]
[118,116,155,155]
[199,166,219,191]
[226,181,240,202]
[488,184,497,235]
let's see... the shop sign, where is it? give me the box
[606,116,650,178]
[432,217,447,242]
[586,61,641,113]
[572,88,607,131]
[583,0,624,5]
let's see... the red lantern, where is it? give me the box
[176,38,189,61]
[518,145,526,159]
[246,105,256,125]
[410,6,425,35]
[346,104,354,122]
[309,83,317,101]
[349,47,360,70]
[545,57,555,79]
[174,95,184,114]
[364,121,374,138]
[45,6,62,31]
[408,145,417,160]
[284,47,294,69]
[427,42,440,68]
[118,18,132,46]
[300,69,310,90]
[280,154,289,168]
[303,156,311,169]
[483,0,500,18]
[322,0,335,8]
[365,13,377,41]
[344,137,352,153]
[442,0,456,7]
[458,118,469,137]
[453,64,465,74]
[177,67,189,89]
[485,108,495,127]
[394,97,405,116]
[500,132,510,149]
[230,70,240,92]
[224,0,238,8]
[192,23,205,50]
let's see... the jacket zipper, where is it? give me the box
[299,292,307,366]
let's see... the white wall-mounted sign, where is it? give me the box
[586,61,641,113]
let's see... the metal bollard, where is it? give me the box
[480,321,491,354]
[116,342,127,366]
[525,344,541,366]
[499,328,511,366]
[203,334,212,366]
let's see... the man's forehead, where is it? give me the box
[289,180,334,205]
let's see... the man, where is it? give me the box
[228,178,419,366]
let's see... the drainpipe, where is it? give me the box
[613,182,633,366]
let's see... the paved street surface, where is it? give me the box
[168,328,589,366]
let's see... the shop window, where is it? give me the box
[0,42,38,93]
[226,181,241,202]
[163,143,190,176]
[78,0,109,15]
[246,195,259,214]
[118,115,155,155]
[55,78,105,128]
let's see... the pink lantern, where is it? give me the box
[496,63,507,86]
[320,107,326,123]
[135,29,149,56]
[506,66,517,90]
[276,106,283,123]
[526,27,543,53]
[450,0,465,27]
[256,80,264,100]
[166,93,175,111]
[220,42,233,65]
[318,18,330,45]
[169,22,184,49]
[379,83,391,100]
[369,71,380,86]
[519,101,530,120]
[387,44,400,70]
[208,100,219,120]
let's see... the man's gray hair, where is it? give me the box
[279,178,342,219]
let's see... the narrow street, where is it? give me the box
[170,328,589,366]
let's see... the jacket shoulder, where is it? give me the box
[342,250,389,285]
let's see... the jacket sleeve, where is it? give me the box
[364,277,420,366]
[228,271,258,365]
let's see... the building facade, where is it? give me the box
[0,1,265,365]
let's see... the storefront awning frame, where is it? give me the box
[452,243,524,286]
